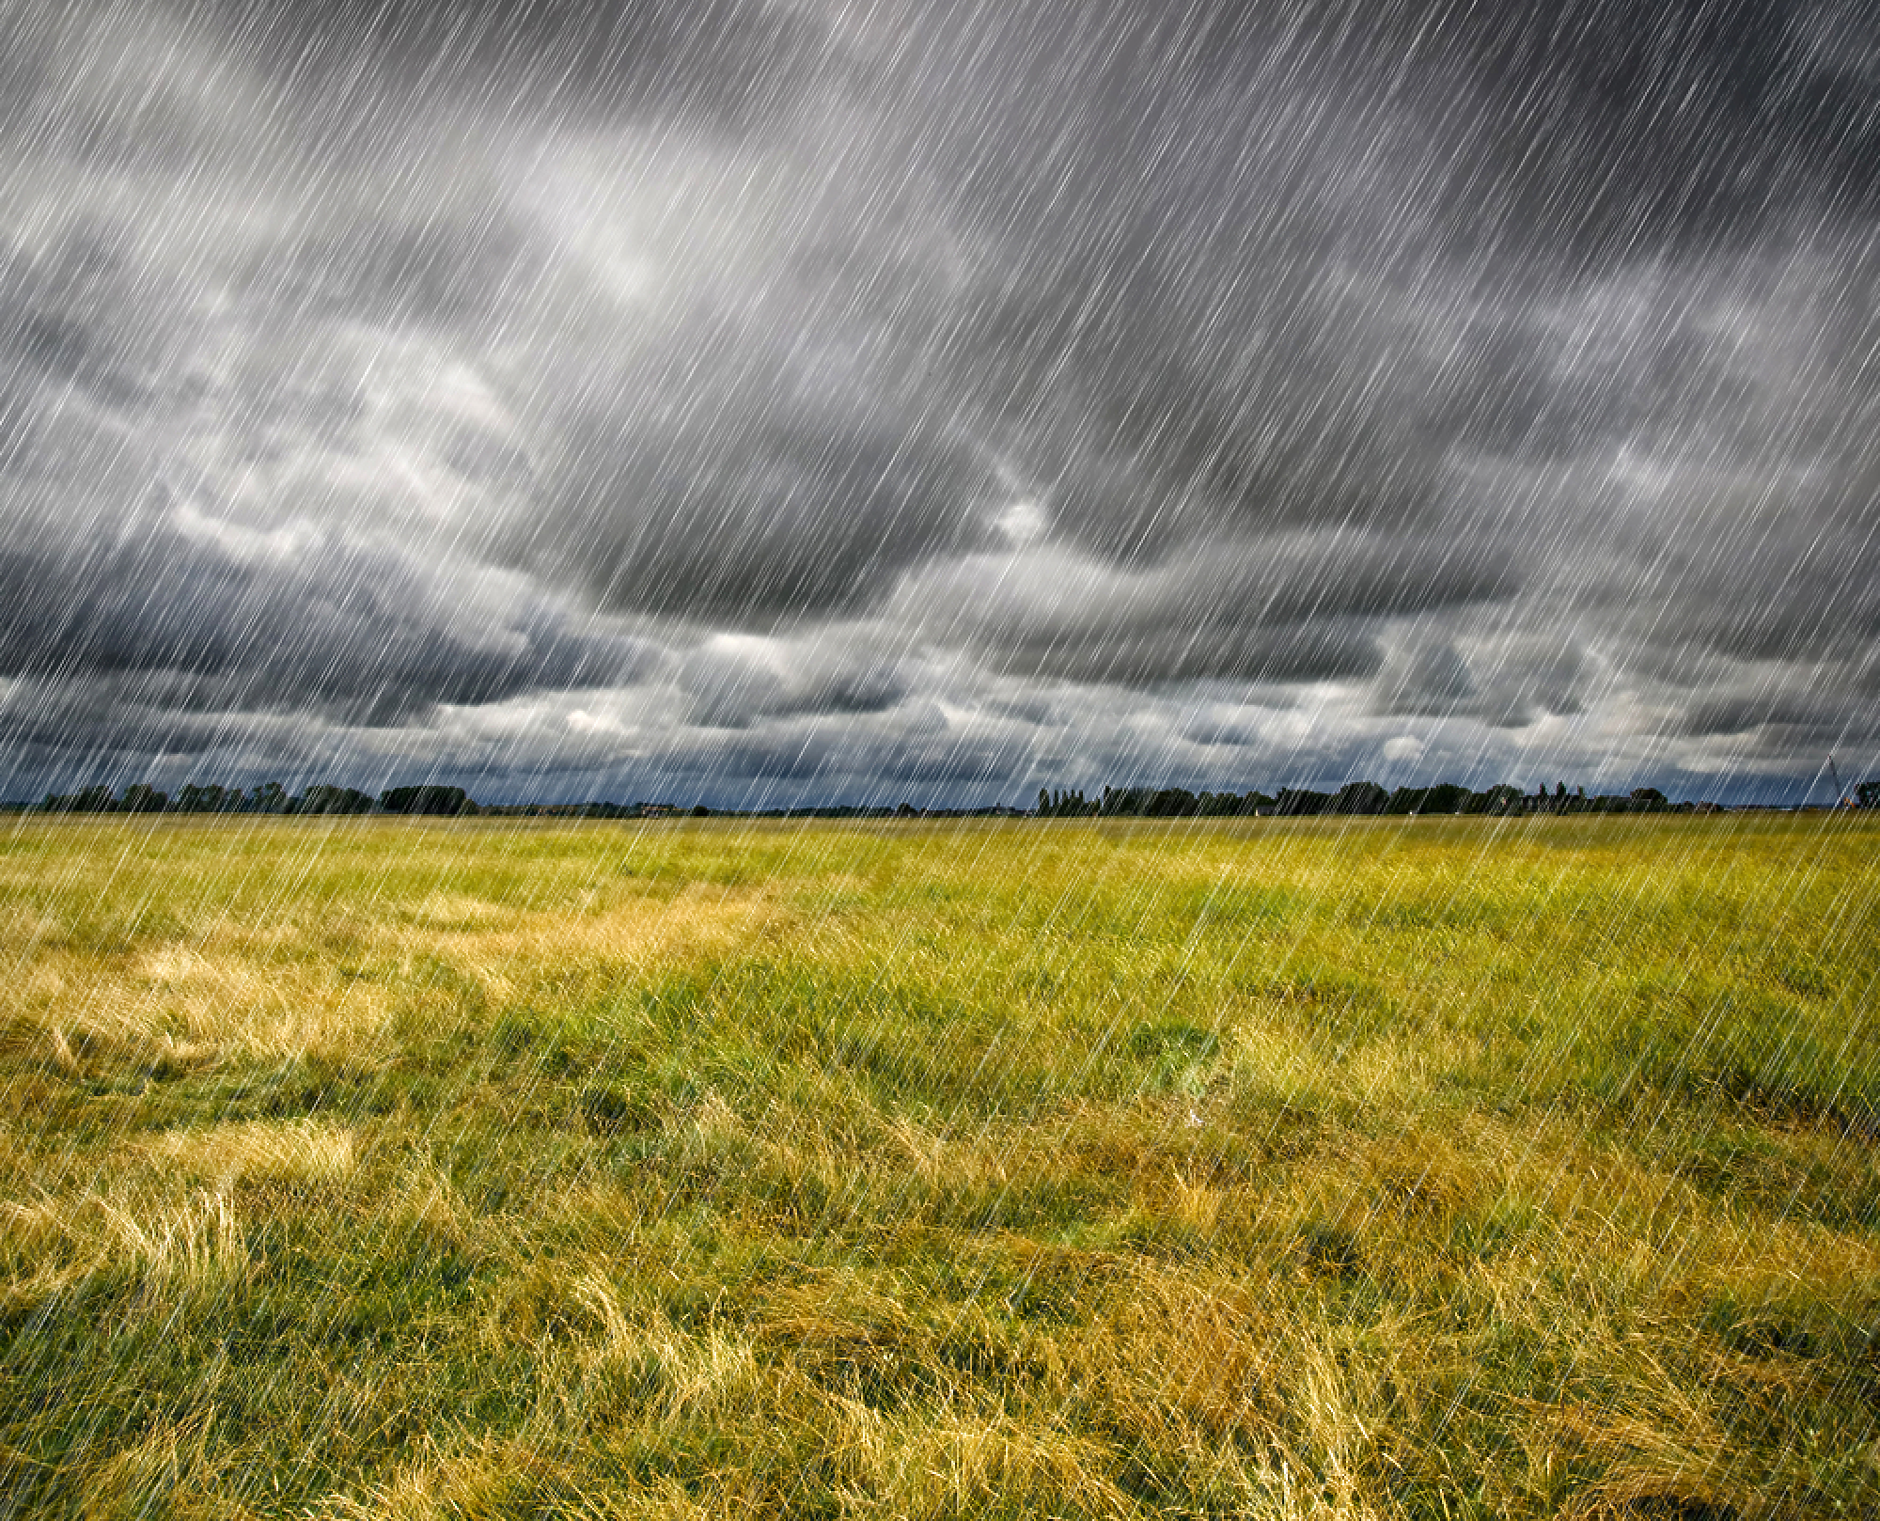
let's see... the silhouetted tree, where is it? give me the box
[1388,783,1471,814]
[41,784,114,812]
[1331,782,1389,814]
[380,785,474,816]
[299,784,375,814]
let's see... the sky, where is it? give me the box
[2,0,1879,806]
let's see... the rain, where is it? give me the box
[4,1,1880,1517]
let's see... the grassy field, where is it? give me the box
[3,814,1880,1519]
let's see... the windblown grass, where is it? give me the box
[2,813,1878,1517]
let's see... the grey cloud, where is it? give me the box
[1379,643,1478,716]
[898,533,1516,686]
[1678,692,1844,738]
[0,226,184,416]
[159,0,1879,262]
[423,2,1536,610]
[1147,0,1880,260]
[1575,476,1880,672]
[431,0,1879,652]
[251,214,549,329]
[0,674,312,760]
[1376,638,1591,728]
[980,693,1057,727]
[1715,524,1880,661]
[997,622,1383,689]
[0,3,270,173]
[6,0,1880,799]
[520,345,1004,624]
[1179,715,1263,750]
[1483,644,1591,728]
[649,707,1034,790]
[442,426,536,489]
[0,515,656,727]
[875,730,1035,788]
[1671,682,1880,754]
[676,639,912,729]
[188,0,838,134]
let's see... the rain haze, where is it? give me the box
[5,0,1880,807]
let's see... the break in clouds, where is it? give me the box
[3,0,1879,804]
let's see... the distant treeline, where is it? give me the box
[25,784,741,817]
[30,782,482,815]
[18,783,1035,820]
[16,783,1041,819]
[1041,781,1748,817]
[14,776,1871,819]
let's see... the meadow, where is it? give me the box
[2,813,1879,1520]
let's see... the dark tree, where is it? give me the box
[299,784,375,814]
[1388,783,1470,814]
[380,785,475,816]
[1331,782,1389,814]
[42,784,115,812]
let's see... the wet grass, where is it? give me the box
[2,813,1880,1517]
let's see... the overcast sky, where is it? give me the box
[3,0,1879,805]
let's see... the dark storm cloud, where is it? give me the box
[1375,638,1591,727]
[5,0,1880,794]
[1014,622,1382,689]
[525,361,1003,625]
[196,0,837,133]
[897,531,1519,685]
[0,673,312,759]
[442,0,1879,684]
[1671,675,1880,757]
[1679,691,1844,739]
[209,0,1879,259]
[1178,714,1263,750]
[0,514,655,724]
[1381,642,1477,712]
[1298,0,1880,259]
[1642,528,1880,663]
[0,216,648,757]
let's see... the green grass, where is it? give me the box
[3,813,1880,1518]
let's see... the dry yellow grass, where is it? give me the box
[140,1118,359,1186]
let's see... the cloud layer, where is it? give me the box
[3,0,1879,802]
